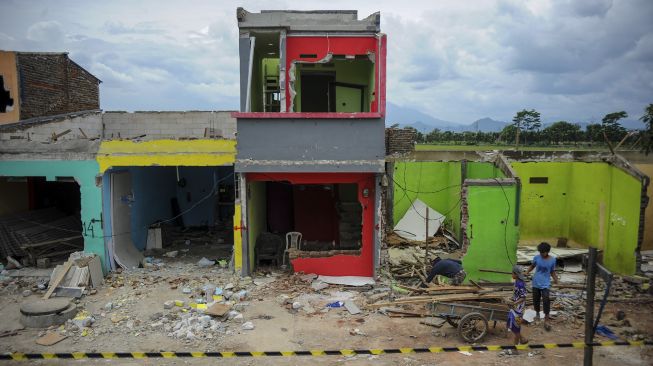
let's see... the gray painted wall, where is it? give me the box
[236,118,385,172]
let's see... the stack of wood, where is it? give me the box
[43,252,104,299]
[369,283,514,309]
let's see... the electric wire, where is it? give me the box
[493,178,514,266]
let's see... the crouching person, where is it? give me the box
[423,257,466,286]
[507,265,528,350]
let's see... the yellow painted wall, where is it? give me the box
[0,51,19,124]
[97,139,236,172]
[233,202,243,271]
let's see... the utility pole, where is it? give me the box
[584,247,598,366]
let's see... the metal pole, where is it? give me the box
[424,208,429,268]
[584,247,598,366]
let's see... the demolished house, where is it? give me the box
[232,8,387,277]
[386,148,650,285]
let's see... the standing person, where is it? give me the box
[507,265,528,350]
[526,242,558,330]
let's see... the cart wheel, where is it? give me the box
[458,312,488,343]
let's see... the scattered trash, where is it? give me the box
[241,321,255,330]
[596,325,618,340]
[344,300,361,315]
[197,257,215,267]
[35,332,67,346]
[164,251,178,258]
[327,301,345,308]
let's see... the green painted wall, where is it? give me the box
[393,162,462,237]
[511,163,572,240]
[463,184,519,283]
[511,162,642,274]
[247,181,267,269]
[605,167,641,273]
[466,162,506,179]
[0,160,105,267]
[294,59,374,112]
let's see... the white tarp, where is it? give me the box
[393,199,445,241]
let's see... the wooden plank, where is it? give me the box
[19,236,83,249]
[43,260,73,299]
[368,293,506,308]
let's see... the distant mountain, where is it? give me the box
[386,102,460,132]
[464,118,508,132]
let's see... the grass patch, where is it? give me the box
[416,144,609,152]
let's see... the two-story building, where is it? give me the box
[233,8,387,277]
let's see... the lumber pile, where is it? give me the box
[44,252,104,299]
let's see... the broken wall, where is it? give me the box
[462,181,519,282]
[512,162,642,274]
[392,162,462,238]
[0,160,104,267]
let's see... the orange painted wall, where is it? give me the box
[0,51,19,124]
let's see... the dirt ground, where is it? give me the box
[1,245,652,366]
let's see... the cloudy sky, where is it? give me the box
[1,0,651,124]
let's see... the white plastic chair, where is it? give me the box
[283,231,302,266]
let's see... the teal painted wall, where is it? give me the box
[0,160,105,268]
[462,183,519,283]
[393,162,462,237]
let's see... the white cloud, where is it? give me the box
[26,20,64,43]
[0,0,650,122]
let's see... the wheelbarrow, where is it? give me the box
[426,301,510,343]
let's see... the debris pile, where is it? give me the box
[0,208,83,264]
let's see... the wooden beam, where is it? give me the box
[43,260,73,299]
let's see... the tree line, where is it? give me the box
[410,103,653,154]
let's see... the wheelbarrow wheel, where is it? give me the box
[458,312,488,343]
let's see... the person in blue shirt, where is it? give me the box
[526,242,558,329]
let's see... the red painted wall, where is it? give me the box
[285,36,385,114]
[247,172,375,276]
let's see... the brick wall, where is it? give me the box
[103,111,237,140]
[0,111,102,142]
[385,128,416,155]
[16,53,99,120]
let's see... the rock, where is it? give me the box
[22,290,32,297]
[186,331,195,340]
[292,302,302,310]
[241,321,255,330]
[223,290,234,300]
[163,301,174,309]
[150,312,163,321]
[182,287,192,294]
[164,251,178,258]
[199,315,212,328]
[233,313,244,322]
[104,302,113,311]
[197,257,215,267]
[224,283,234,290]
[311,280,328,291]
[235,290,248,301]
